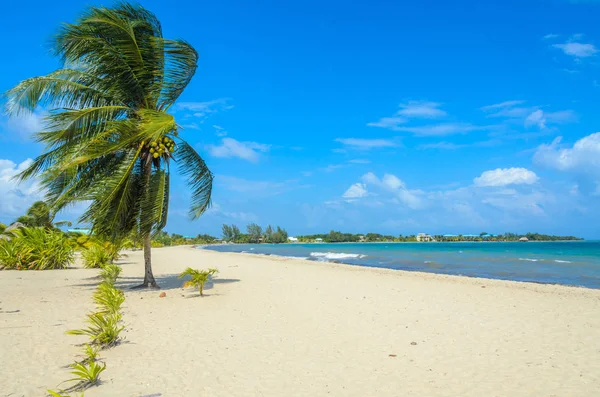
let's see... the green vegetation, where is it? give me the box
[93,283,125,315]
[82,344,99,365]
[15,201,72,229]
[67,311,124,347]
[99,264,122,285]
[66,361,106,388]
[82,246,112,269]
[47,390,84,397]
[5,2,213,288]
[222,223,288,243]
[179,267,219,296]
[0,227,74,270]
[295,231,583,243]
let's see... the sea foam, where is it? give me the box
[310,252,367,260]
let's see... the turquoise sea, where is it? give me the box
[203,241,600,289]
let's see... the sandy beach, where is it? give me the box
[1,245,600,397]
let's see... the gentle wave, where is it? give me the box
[554,260,572,263]
[310,252,367,260]
[519,258,539,262]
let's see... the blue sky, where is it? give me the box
[1,0,600,238]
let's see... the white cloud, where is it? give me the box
[213,125,227,137]
[368,100,446,131]
[348,159,371,164]
[525,110,546,129]
[473,168,539,187]
[0,158,44,220]
[552,42,598,58]
[1,111,46,140]
[175,98,233,120]
[207,138,270,162]
[361,172,422,209]
[395,123,490,136]
[366,117,407,130]
[481,100,527,112]
[534,132,600,174]
[335,138,399,149]
[397,101,447,118]
[343,183,368,199]
[418,140,500,150]
[543,34,560,40]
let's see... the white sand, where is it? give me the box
[1,245,599,396]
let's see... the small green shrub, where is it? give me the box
[67,312,124,347]
[93,283,124,314]
[82,246,111,269]
[67,360,106,387]
[99,264,122,285]
[0,227,74,270]
[179,267,218,296]
[82,344,99,364]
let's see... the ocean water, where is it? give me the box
[202,241,600,289]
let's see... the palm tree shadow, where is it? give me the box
[117,274,240,292]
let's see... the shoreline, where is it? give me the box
[196,247,600,294]
[198,243,600,290]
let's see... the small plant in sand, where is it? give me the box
[93,283,125,315]
[179,267,218,296]
[66,360,106,388]
[82,246,112,269]
[81,344,99,364]
[99,264,122,285]
[67,312,124,347]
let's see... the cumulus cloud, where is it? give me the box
[207,138,270,162]
[473,168,539,187]
[534,132,600,174]
[361,172,422,209]
[342,183,368,199]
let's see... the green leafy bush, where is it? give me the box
[82,246,112,268]
[0,227,74,270]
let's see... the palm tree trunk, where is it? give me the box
[142,233,158,288]
[134,158,159,289]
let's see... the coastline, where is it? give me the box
[2,246,599,396]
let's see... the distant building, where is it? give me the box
[519,237,529,242]
[288,237,299,242]
[416,233,433,242]
[315,238,324,243]
[358,235,366,242]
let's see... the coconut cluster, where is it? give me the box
[142,136,175,159]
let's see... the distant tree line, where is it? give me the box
[151,231,218,247]
[222,223,288,244]
[295,230,583,243]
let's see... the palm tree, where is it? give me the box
[16,201,72,228]
[4,3,213,288]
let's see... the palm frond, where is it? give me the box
[175,139,213,219]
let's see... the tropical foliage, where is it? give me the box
[4,3,213,287]
[179,267,218,296]
[0,227,74,270]
[82,245,112,268]
[15,201,72,228]
[222,223,288,243]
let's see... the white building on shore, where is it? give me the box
[416,233,434,242]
